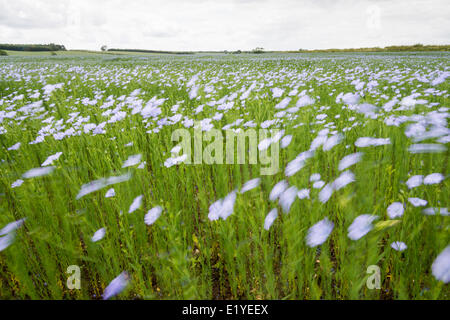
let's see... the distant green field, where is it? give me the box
[2,50,108,56]
[1,50,199,59]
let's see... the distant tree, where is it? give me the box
[0,49,7,56]
[48,43,66,51]
[101,45,108,52]
[252,47,265,54]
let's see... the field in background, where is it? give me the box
[0,52,449,299]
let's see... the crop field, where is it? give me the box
[0,52,449,300]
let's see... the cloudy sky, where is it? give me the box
[0,0,449,51]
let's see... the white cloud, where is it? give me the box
[0,0,448,50]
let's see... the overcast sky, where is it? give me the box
[0,0,449,51]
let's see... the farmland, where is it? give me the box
[0,52,449,299]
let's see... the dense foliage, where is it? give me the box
[0,44,66,52]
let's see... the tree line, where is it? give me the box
[0,43,66,52]
[294,44,450,53]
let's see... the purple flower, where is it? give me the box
[102,272,130,300]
